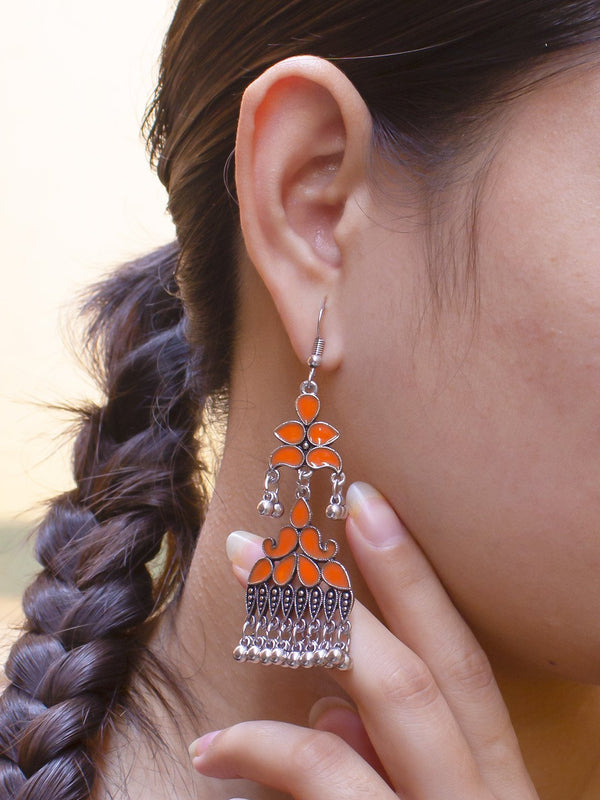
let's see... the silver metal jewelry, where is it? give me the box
[233,298,354,670]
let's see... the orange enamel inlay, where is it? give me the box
[306,446,341,471]
[290,497,311,528]
[297,554,321,587]
[296,393,320,424]
[263,526,298,559]
[274,420,305,445]
[307,422,339,446]
[273,553,297,585]
[248,557,273,585]
[300,527,337,561]
[271,445,304,469]
[322,560,351,590]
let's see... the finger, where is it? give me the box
[227,531,495,799]
[309,697,389,782]
[345,483,536,796]
[189,721,395,800]
[225,531,531,799]
[337,601,494,799]
[227,530,264,587]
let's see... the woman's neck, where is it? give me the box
[493,665,600,800]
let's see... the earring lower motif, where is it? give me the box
[233,300,354,670]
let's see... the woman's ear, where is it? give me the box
[235,55,372,369]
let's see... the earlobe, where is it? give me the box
[235,55,372,369]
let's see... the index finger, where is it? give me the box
[227,530,495,799]
[343,482,536,796]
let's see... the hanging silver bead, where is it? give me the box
[326,502,346,520]
[246,645,260,662]
[272,501,284,518]
[233,644,248,662]
[257,498,274,515]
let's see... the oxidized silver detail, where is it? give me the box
[238,298,354,671]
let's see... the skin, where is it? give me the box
[103,54,600,798]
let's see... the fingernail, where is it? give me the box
[308,696,356,728]
[189,730,221,759]
[346,482,406,548]
[226,531,264,571]
[346,482,383,517]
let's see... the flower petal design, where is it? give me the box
[268,586,281,617]
[322,560,351,590]
[309,586,322,620]
[271,445,304,469]
[248,557,273,585]
[307,422,339,446]
[263,526,298,559]
[306,446,342,471]
[273,553,297,586]
[296,392,320,424]
[339,589,353,621]
[295,586,308,618]
[282,585,294,618]
[299,526,337,561]
[245,584,257,615]
[274,420,305,445]
[297,554,321,587]
[290,497,311,529]
[324,587,338,620]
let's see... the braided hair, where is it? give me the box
[0,243,207,799]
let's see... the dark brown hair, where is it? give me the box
[2,2,600,798]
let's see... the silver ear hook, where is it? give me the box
[307,297,327,382]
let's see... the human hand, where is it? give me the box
[189,482,539,799]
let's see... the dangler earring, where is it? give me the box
[233,298,354,670]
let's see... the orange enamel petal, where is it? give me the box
[306,446,342,471]
[263,526,298,559]
[296,393,320,424]
[290,497,311,528]
[297,554,321,587]
[307,422,339,446]
[273,553,297,586]
[300,527,337,561]
[271,445,304,469]
[274,420,305,445]
[322,560,351,590]
[248,557,273,585]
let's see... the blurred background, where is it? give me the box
[0,0,177,661]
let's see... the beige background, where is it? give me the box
[0,0,177,659]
